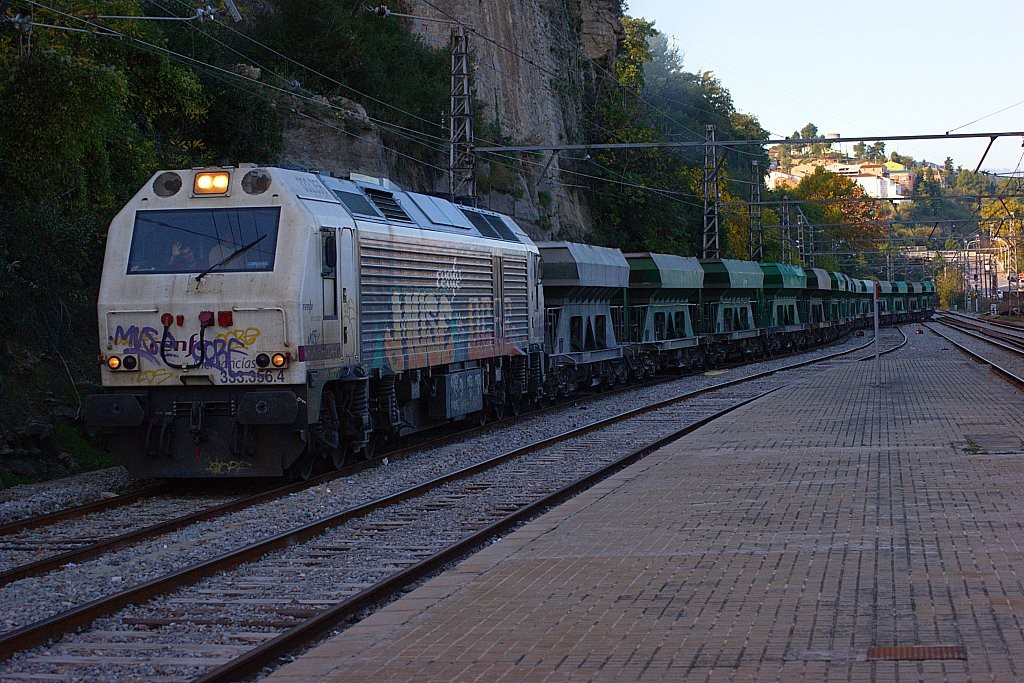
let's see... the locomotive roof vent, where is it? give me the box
[363,188,413,223]
[461,208,520,243]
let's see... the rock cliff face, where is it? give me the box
[279,0,622,241]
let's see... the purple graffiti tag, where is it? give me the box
[112,325,162,363]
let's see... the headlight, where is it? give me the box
[103,355,140,372]
[194,171,230,195]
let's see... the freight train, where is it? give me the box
[84,165,935,479]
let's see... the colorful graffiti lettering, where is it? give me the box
[112,325,162,363]
[205,459,253,475]
[383,289,455,371]
[216,327,261,346]
[132,368,178,385]
[378,288,524,372]
[112,323,265,382]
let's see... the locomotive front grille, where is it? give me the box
[172,400,236,417]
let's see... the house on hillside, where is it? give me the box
[885,160,916,192]
[768,171,800,190]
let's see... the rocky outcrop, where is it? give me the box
[278,0,622,241]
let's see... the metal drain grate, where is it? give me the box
[867,645,966,661]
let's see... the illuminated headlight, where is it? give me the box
[194,171,230,195]
[103,355,139,372]
[255,352,290,369]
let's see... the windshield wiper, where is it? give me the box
[194,235,267,283]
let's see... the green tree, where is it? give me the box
[791,167,882,267]
[954,169,996,196]
[799,123,819,139]
[935,267,964,309]
[866,142,886,162]
[589,18,700,254]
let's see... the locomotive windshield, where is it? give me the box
[126,207,281,274]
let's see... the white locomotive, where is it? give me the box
[85,165,546,478]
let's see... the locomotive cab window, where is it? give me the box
[126,207,280,274]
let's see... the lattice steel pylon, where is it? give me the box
[702,125,720,259]
[781,195,792,264]
[449,24,475,202]
[795,204,815,267]
[749,160,763,261]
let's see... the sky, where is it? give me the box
[625,0,1024,174]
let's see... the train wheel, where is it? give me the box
[508,397,523,417]
[319,392,345,471]
[346,437,375,463]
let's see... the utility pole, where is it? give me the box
[702,125,720,259]
[372,6,475,203]
[449,24,474,203]
[781,195,792,264]
[749,160,763,262]
[886,221,895,281]
[795,205,815,267]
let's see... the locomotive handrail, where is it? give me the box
[160,319,210,370]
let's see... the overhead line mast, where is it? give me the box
[702,125,720,259]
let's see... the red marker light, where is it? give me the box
[198,310,214,327]
[217,310,233,327]
[161,312,174,327]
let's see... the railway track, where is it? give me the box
[0,333,860,586]
[933,312,1024,352]
[0,331,898,681]
[0,370,690,590]
[926,318,1024,387]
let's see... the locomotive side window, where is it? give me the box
[127,207,280,274]
[321,230,338,320]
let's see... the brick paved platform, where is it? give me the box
[266,330,1024,681]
